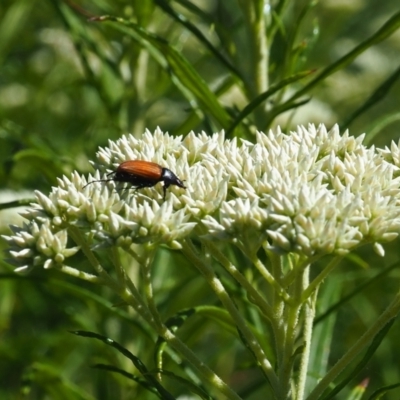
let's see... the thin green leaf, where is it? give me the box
[280,10,400,116]
[90,15,232,129]
[159,306,236,341]
[315,261,400,325]
[226,70,314,135]
[0,199,35,210]
[307,277,341,394]
[319,319,395,400]
[363,112,400,145]
[157,369,215,400]
[72,330,175,400]
[342,64,400,130]
[174,0,215,22]
[268,0,291,40]
[154,305,240,395]
[93,364,159,395]
[52,1,124,114]
[264,97,311,127]
[154,0,243,80]
[276,0,318,83]
[164,308,197,331]
[368,382,400,400]
[155,306,236,368]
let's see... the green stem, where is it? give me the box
[131,48,149,133]
[68,226,157,327]
[267,249,287,383]
[204,241,274,320]
[118,251,242,400]
[296,277,318,400]
[278,266,308,400]
[307,291,400,400]
[68,226,116,285]
[114,248,157,328]
[251,254,290,303]
[139,245,164,330]
[159,327,243,400]
[110,246,124,286]
[127,247,242,400]
[238,0,269,97]
[182,239,280,394]
[267,249,284,305]
[71,231,241,400]
[281,254,321,289]
[302,256,342,301]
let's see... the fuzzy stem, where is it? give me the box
[110,245,125,286]
[296,275,317,400]
[182,239,280,394]
[68,226,157,328]
[266,250,287,385]
[71,230,241,400]
[238,0,269,97]
[281,254,321,289]
[124,246,243,400]
[250,252,290,303]
[68,226,111,281]
[278,266,308,400]
[138,245,165,330]
[302,256,343,301]
[204,241,274,320]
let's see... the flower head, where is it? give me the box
[3,220,80,272]
[4,124,400,272]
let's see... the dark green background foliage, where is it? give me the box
[1,0,400,399]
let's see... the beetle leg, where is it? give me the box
[163,182,171,201]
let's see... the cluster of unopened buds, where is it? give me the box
[4,124,400,272]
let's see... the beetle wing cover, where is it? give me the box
[119,160,163,180]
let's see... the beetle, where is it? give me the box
[83,160,186,200]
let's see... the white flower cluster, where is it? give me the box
[4,220,80,272]
[4,124,400,272]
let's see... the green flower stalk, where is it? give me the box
[4,124,400,400]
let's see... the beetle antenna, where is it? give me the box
[82,178,114,189]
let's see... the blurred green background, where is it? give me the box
[1,0,400,399]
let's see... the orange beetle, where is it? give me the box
[84,160,186,200]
